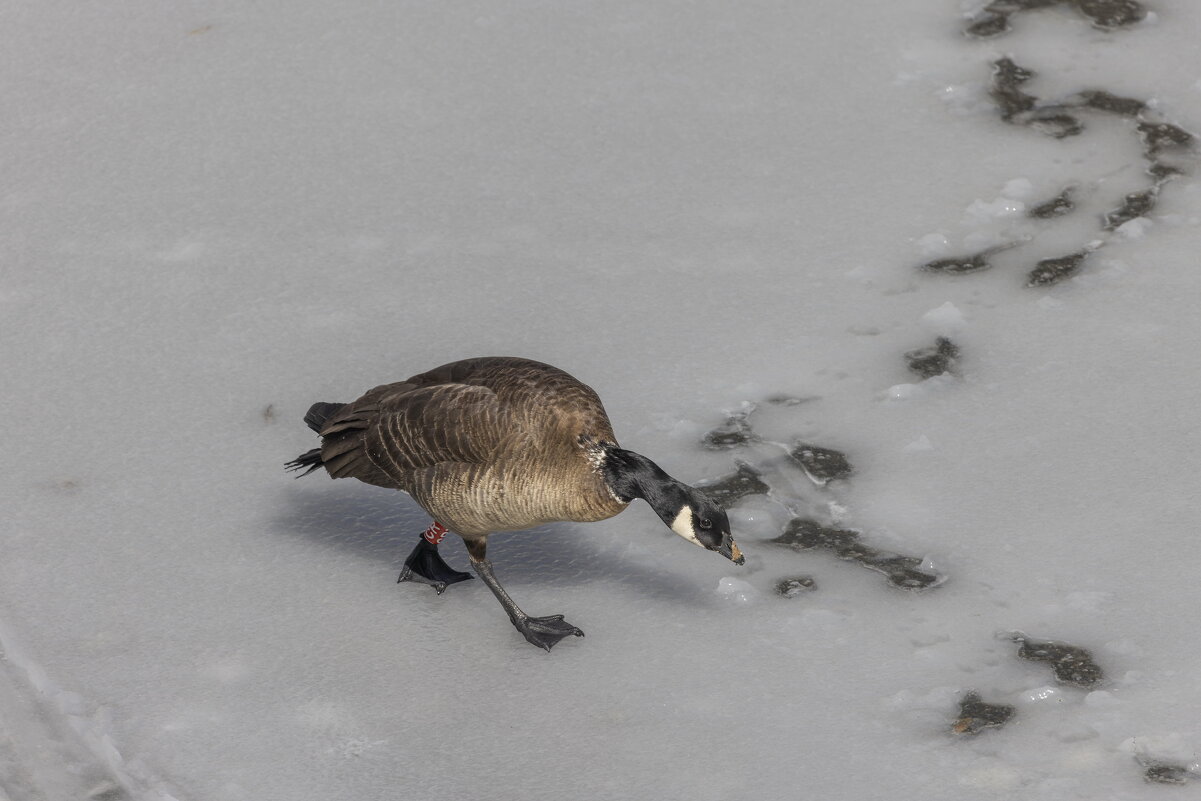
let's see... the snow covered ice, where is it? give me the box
[3,1,1201,799]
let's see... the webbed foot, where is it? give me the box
[512,614,584,652]
[398,538,473,594]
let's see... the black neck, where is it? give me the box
[600,445,688,519]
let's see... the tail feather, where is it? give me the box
[303,401,347,434]
[285,448,324,477]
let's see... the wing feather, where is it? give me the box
[362,383,509,488]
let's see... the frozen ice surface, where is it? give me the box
[920,301,967,333]
[3,1,1201,800]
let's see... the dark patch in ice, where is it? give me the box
[1072,89,1146,117]
[965,0,1058,39]
[905,337,960,379]
[1028,187,1075,218]
[990,57,1039,121]
[964,12,1013,37]
[772,518,943,591]
[764,394,811,407]
[918,242,1022,275]
[1102,188,1158,230]
[952,691,1016,734]
[1141,762,1195,785]
[1075,0,1148,29]
[775,519,868,556]
[1138,121,1194,158]
[1027,109,1085,139]
[1147,161,1185,181]
[262,403,277,424]
[698,463,770,507]
[956,5,1190,294]
[965,0,1147,37]
[989,59,1084,138]
[788,443,854,485]
[920,253,993,275]
[87,783,130,801]
[702,409,756,450]
[775,576,817,597]
[1026,250,1088,287]
[1004,631,1105,687]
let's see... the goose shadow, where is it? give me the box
[272,485,715,608]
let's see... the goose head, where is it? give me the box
[598,443,745,565]
[666,489,744,564]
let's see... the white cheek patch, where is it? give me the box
[670,506,703,547]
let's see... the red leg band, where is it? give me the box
[423,521,449,545]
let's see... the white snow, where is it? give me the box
[920,301,967,333]
[3,1,1201,800]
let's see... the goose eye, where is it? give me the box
[698,517,712,530]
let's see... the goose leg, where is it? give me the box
[466,540,584,651]
[397,522,473,594]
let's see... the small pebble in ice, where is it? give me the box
[775,576,817,597]
[920,301,966,333]
[716,577,756,604]
[952,691,1016,735]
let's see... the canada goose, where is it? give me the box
[287,357,744,651]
